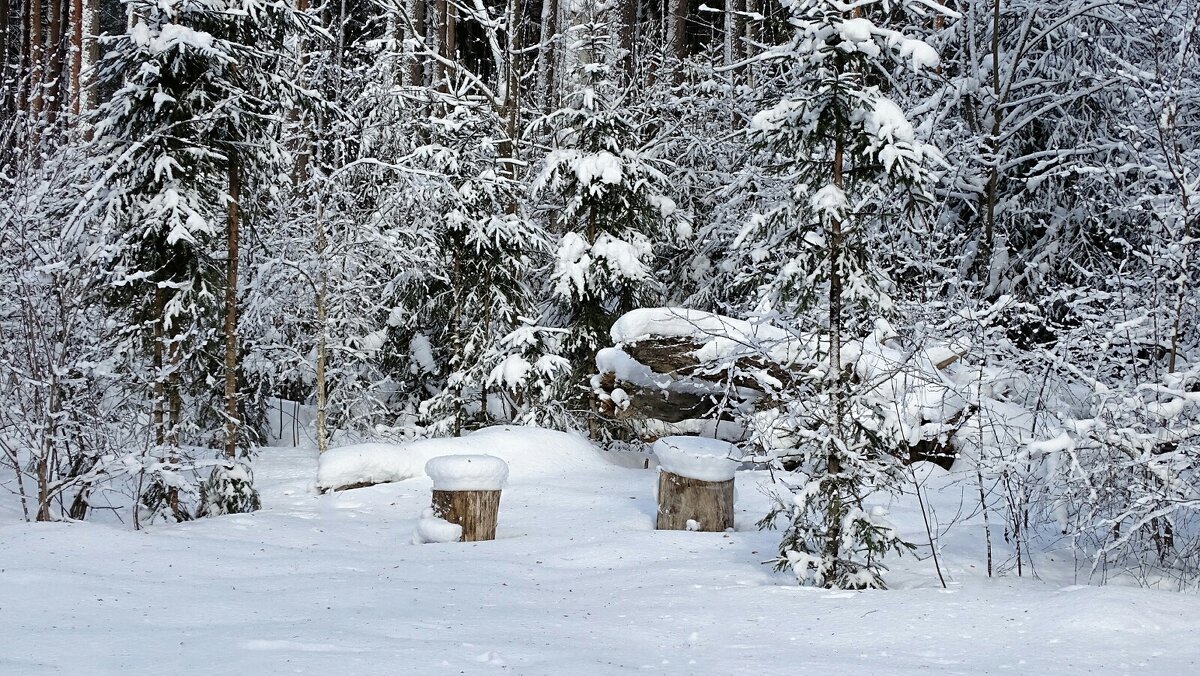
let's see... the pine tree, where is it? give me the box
[408,104,554,434]
[533,20,683,400]
[87,0,312,519]
[745,0,945,588]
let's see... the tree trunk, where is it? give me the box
[824,105,847,567]
[617,0,637,83]
[0,0,9,120]
[28,0,42,120]
[656,470,734,532]
[68,0,81,116]
[315,205,329,454]
[153,287,165,446]
[223,153,241,459]
[431,489,501,541]
[666,0,687,85]
[499,0,523,190]
[433,0,446,88]
[45,0,60,126]
[407,0,426,87]
[535,0,557,111]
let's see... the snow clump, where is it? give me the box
[425,454,509,491]
[412,508,463,544]
[652,436,740,482]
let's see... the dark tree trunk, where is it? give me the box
[617,0,637,83]
[224,153,241,459]
[408,0,426,87]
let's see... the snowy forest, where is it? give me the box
[2,0,1200,622]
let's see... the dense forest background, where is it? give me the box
[1,0,1197,588]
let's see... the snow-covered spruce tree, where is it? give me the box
[88,0,312,519]
[405,104,557,435]
[533,20,683,415]
[744,0,946,588]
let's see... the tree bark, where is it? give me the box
[28,0,43,120]
[0,0,9,119]
[223,153,241,459]
[617,0,637,83]
[45,0,60,125]
[666,0,688,85]
[656,470,734,532]
[535,0,557,111]
[407,0,426,87]
[68,0,81,116]
[153,286,165,446]
[315,204,329,454]
[431,489,502,541]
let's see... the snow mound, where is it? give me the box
[412,508,462,544]
[652,436,740,482]
[425,455,509,491]
[611,307,789,345]
[317,425,606,491]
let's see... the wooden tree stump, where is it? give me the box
[652,436,740,532]
[430,489,502,542]
[656,470,734,532]
[424,455,509,543]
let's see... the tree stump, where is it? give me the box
[424,455,509,543]
[430,489,501,542]
[656,470,735,532]
[652,436,739,532]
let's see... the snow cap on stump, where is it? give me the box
[652,436,739,482]
[424,454,509,491]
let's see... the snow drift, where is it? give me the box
[316,425,606,491]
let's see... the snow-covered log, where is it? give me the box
[653,437,738,532]
[592,307,802,432]
[425,455,508,542]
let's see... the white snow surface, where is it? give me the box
[425,454,509,491]
[838,17,876,44]
[611,307,789,345]
[652,436,741,482]
[2,431,1199,674]
[412,508,463,544]
[317,425,604,490]
[609,307,805,368]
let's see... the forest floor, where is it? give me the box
[2,430,1198,674]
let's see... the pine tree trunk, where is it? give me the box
[315,204,329,454]
[68,0,81,117]
[167,340,181,447]
[666,0,687,85]
[618,0,637,83]
[224,153,241,460]
[153,287,165,446]
[499,0,523,191]
[81,0,95,120]
[0,0,8,119]
[433,0,446,88]
[825,120,847,573]
[535,0,557,111]
[45,0,60,126]
[28,0,43,121]
[407,0,426,87]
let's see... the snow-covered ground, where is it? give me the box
[2,429,1198,674]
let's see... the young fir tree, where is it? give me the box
[409,104,554,435]
[89,0,311,519]
[532,20,683,406]
[744,0,945,588]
